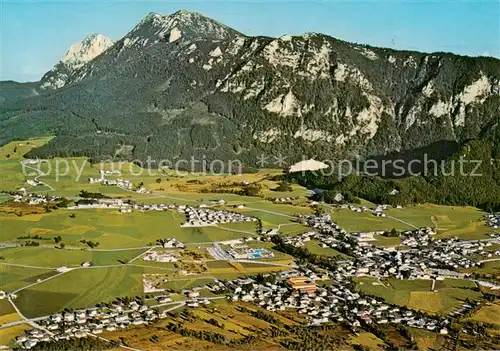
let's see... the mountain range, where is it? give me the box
[1,9,499,167]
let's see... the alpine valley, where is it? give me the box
[1,10,499,165]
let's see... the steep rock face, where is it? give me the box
[2,10,500,166]
[40,34,114,90]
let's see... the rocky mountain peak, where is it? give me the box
[60,34,114,67]
[127,10,242,44]
[40,34,114,90]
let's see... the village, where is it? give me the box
[14,295,217,349]
[4,169,500,349]
[210,269,455,332]
[283,214,500,281]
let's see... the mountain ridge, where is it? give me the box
[1,10,499,167]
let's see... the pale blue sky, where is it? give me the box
[1,0,499,82]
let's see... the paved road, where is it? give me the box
[365,208,419,230]
[478,257,500,263]
[383,213,419,229]
[128,247,154,263]
[246,207,296,219]
[7,296,54,336]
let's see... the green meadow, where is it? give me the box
[0,246,147,268]
[0,264,56,292]
[354,277,483,315]
[15,265,168,318]
[0,209,252,249]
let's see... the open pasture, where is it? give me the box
[0,264,55,292]
[469,302,500,325]
[332,203,491,241]
[304,240,350,258]
[333,209,413,232]
[354,277,483,315]
[0,137,53,160]
[0,209,252,249]
[15,265,169,318]
[389,204,490,239]
[0,246,147,268]
[0,324,31,346]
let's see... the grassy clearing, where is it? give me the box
[349,332,385,349]
[354,277,482,315]
[0,324,31,346]
[160,278,215,291]
[469,302,500,325]
[304,240,349,258]
[277,223,310,236]
[0,137,53,160]
[373,235,402,247]
[0,299,21,325]
[0,264,55,292]
[390,204,490,239]
[332,203,492,241]
[408,327,442,351]
[0,193,13,204]
[333,209,412,232]
[407,292,443,313]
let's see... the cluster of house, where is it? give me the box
[400,228,436,247]
[88,170,128,186]
[372,204,388,217]
[25,179,41,187]
[158,238,185,249]
[334,203,402,214]
[211,270,450,333]
[485,213,500,228]
[71,198,129,210]
[287,214,498,280]
[269,196,299,204]
[180,206,257,227]
[15,300,168,349]
[431,237,500,262]
[87,169,153,194]
[12,193,61,205]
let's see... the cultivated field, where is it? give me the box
[354,277,483,315]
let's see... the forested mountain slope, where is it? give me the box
[1,10,499,166]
